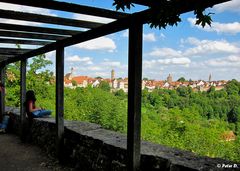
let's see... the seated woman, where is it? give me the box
[0,114,10,133]
[25,90,51,119]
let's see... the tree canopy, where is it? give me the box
[5,57,240,162]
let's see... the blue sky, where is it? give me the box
[0,0,239,81]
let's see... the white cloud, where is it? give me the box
[66,55,93,65]
[74,36,116,52]
[73,14,115,24]
[184,39,240,56]
[101,61,121,67]
[205,55,240,67]
[157,58,191,66]
[143,60,157,69]
[143,33,156,42]
[86,66,102,71]
[0,2,55,15]
[45,51,56,60]
[160,33,166,39]
[70,58,127,78]
[94,72,109,77]
[149,48,183,58]
[188,18,240,35]
[146,37,240,72]
[143,57,190,68]
[181,37,201,46]
[213,0,240,13]
[123,30,157,42]
[0,19,42,26]
[0,2,56,26]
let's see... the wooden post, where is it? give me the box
[127,20,143,171]
[20,59,27,125]
[56,47,64,161]
[0,63,6,121]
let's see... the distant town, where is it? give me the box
[64,68,228,92]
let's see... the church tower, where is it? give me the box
[65,67,74,80]
[111,69,115,80]
[167,74,173,83]
[209,73,212,82]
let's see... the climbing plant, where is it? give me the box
[113,0,213,29]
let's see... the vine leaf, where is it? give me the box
[113,0,213,29]
[113,0,134,11]
[194,9,214,27]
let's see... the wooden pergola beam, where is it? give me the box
[0,48,32,55]
[0,38,51,46]
[56,46,64,162]
[4,0,231,65]
[0,63,5,121]
[3,11,136,65]
[20,59,26,141]
[0,0,128,19]
[0,30,66,41]
[132,0,231,10]
[127,21,143,171]
[0,55,15,59]
[0,9,104,29]
[0,23,82,36]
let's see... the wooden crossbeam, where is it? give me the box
[0,38,51,45]
[0,23,82,36]
[3,0,231,64]
[132,0,231,9]
[0,0,128,19]
[0,30,66,41]
[0,48,32,55]
[0,54,15,58]
[0,9,104,29]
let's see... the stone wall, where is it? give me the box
[6,107,237,171]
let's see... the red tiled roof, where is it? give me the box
[72,76,89,84]
[221,131,236,141]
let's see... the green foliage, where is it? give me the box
[113,0,213,29]
[5,54,53,108]
[143,77,148,81]
[113,0,134,11]
[149,6,181,29]
[225,79,240,95]
[71,80,77,87]
[98,81,111,92]
[140,82,240,162]
[194,8,213,27]
[5,55,240,162]
[95,76,102,79]
[114,89,126,99]
[177,77,186,82]
[64,87,127,132]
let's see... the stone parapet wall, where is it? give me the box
[6,107,236,171]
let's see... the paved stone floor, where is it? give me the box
[0,133,73,171]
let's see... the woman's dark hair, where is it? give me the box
[26,90,36,102]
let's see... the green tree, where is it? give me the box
[5,54,53,107]
[98,81,111,92]
[227,107,240,124]
[72,80,77,87]
[114,89,126,99]
[95,76,102,79]
[143,77,149,81]
[225,80,240,95]
[176,86,190,97]
[177,77,186,82]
